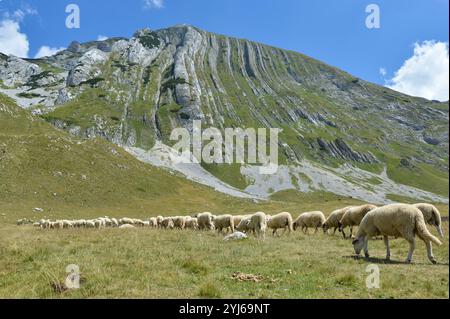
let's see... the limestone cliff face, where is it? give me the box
[0,25,448,201]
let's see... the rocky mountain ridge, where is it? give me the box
[0,25,448,203]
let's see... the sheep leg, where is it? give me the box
[425,241,437,264]
[363,238,370,258]
[406,238,416,264]
[383,236,391,261]
[342,228,347,239]
[333,227,337,235]
[349,226,353,238]
[314,227,318,234]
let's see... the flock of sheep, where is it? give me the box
[21,202,445,264]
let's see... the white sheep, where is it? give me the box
[119,218,134,226]
[85,220,96,228]
[148,217,157,228]
[266,212,293,236]
[161,217,174,229]
[156,216,164,228]
[338,204,377,238]
[197,212,215,231]
[119,224,135,229]
[352,204,443,264]
[232,215,247,228]
[293,211,326,234]
[213,215,235,234]
[51,220,64,229]
[413,203,444,238]
[185,217,198,230]
[172,216,186,229]
[111,218,119,227]
[322,206,354,235]
[236,212,267,238]
[133,219,145,227]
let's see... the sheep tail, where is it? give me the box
[416,214,442,246]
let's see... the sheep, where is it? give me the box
[103,217,113,227]
[62,220,74,229]
[185,217,198,230]
[413,203,444,238]
[352,204,443,264]
[172,216,186,229]
[236,212,267,238]
[322,206,354,235]
[50,221,64,230]
[213,214,235,234]
[111,218,119,227]
[38,219,50,229]
[119,224,135,229]
[133,219,145,227]
[148,217,157,228]
[119,218,134,226]
[161,217,174,229]
[338,204,377,238]
[156,216,164,228]
[293,211,326,234]
[143,221,150,227]
[232,215,247,227]
[93,219,102,229]
[236,216,252,233]
[266,212,293,236]
[197,212,215,231]
[85,220,96,228]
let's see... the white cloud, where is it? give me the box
[387,41,449,102]
[144,0,164,9]
[379,67,387,77]
[0,19,29,58]
[97,35,108,41]
[34,46,65,59]
[0,6,37,58]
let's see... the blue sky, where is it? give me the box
[1,0,449,100]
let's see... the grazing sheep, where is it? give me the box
[173,216,186,229]
[236,212,267,238]
[133,219,145,227]
[185,217,198,230]
[352,204,443,264]
[232,215,247,227]
[213,215,235,234]
[156,216,164,228]
[103,217,112,227]
[267,212,293,236]
[148,217,157,228]
[338,204,377,238]
[236,216,252,233]
[51,221,64,229]
[413,203,444,238]
[143,221,150,227]
[85,220,96,228]
[293,211,326,234]
[62,220,74,229]
[323,206,354,235]
[119,218,134,225]
[111,218,119,227]
[161,217,174,229]
[197,212,215,231]
[119,224,135,229]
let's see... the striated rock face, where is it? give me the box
[0,56,40,86]
[316,138,378,164]
[0,25,448,200]
[67,49,109,86]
